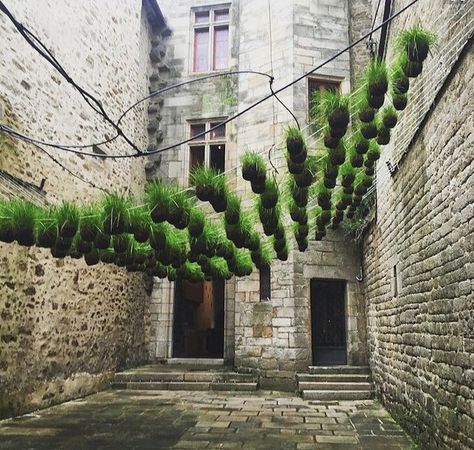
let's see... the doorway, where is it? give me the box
[310,279,347,365]
[172,279,224,358]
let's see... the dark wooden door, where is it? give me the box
[311,279,347,365]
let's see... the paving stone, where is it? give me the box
[0,390,415,450]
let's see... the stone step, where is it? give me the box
[302,390,374,401]
[112,381,258,392]
[114,371,256,384]
[308,366,370,375]
[297,373,371,383]
[298,381,373,392]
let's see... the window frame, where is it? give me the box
[188,119,227,183]
[191,4,231,73]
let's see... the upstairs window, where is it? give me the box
[192,6,230,72]
[189,121,226,183]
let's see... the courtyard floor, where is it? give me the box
[0,389,416,449]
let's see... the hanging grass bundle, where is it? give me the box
[94,230,111,250]
[10,201,37,246]
[79,207,101,242]
[167,267,178,282]
[289,146,307,165]
[190,165,214,202]
[289,201,308,225]
[113,234,131,254]
[316,183,332,210]
[352,195,363,207]
[261,177,279,209]
[246,230,261,252]
[297,237,308,252]
[365,166,376,177]
[276,243,288,261]
[357,95,376,123]
[55,202,79,238]
[351,151,364,168]
[354,183,368,196]
[231,250,253,277]
[241,151,266,183]
[208,173,229,213]
[328,142,346,167]
[150,262,168,278]
[225,193,241,225]
[55,235,73,251]
[392,93,408,111]
[397,26,436,63]
[287,158,304,175]
[294,222,309,240]
[273,236,287,253]
[344,185,354,195]
[363,176,374,188]
[36,209,58,248]
[323,133,340,149]
[360,121,378,140]
[285,126,305,156]
[51,246,68,259]
[0,201,15,243]
[366,59,389,97]
[382,106,398,128]
[69,238,83,259]
[216,239,235,261]
[128,206,152,242]
[398,52,422,78]
[290,182,309,208]
[390,64,410,95]
[100,248,115,264]
[180,261,205,282]
[188,208,205,237]
[209,257,232,280]
[319,91,350,137]
[367,141,381,161]
[340,163,356,188]
[84,248,100,266]
[258,199,279,236]
[315,229,326,241]
[251,245,272,271]
[76,238,93,254]
[102,194,130,235]
[324,159,339,180]
[377,125,391,146]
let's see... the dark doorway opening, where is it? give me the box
[310,279,347,365]
[173,279,224,358]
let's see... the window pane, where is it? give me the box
[213,26,229,70]
[209,122,225,140]
[190,123,206,140]
[214,9,229,22]
[210,144,225,173]
[194,28,209,72]
[189,146,205,180]
[195,11,209,23]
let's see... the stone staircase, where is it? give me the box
[297,366,373,400]
[112,361,258,392]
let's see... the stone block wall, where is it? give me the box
[0,0,164,419]
[363,1,474,447]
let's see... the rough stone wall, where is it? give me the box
[363,1,474,447]
[0,1,160,419]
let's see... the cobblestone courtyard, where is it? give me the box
[0,390,415,449]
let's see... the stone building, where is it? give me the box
[0,0,472,448]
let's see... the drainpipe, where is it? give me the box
[377,0,393,61]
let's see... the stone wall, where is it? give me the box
[0,0,163,419]
[363,0,474,447]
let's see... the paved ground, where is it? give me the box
[0,390,416,449]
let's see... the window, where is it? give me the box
[259,266,271,302]
[308,78,341,118]
[188,121,226,182]
[192,6,230,72]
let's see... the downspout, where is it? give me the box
[377,0,393,60]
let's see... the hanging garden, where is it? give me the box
[0,27,436,282]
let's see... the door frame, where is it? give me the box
[310,278,348,366]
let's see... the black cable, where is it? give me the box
[0,0,420,160]
[0,0,141,154]
[269,78,301,130]
[368,0,383,57]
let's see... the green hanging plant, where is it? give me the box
[146,179,173,222]
[257,198,279,236]
[390,64,410,95]
[260,177,279,209]
[287,158,304,175]
[316,183,332,211]
[367,141,381,161]
[113,234,131,254]
[376,122,391,146]
[289,200,308,225]
[94,229,111,250]
[216,239,235,261]
[382,106,398,129]
[398,52,422,78]
[319,90,350,136]
[55,235,73,251]
[102,194,130,235]
[396,26,436,63]
[10,201,37,246]
[328,141,346,166]
[55,202,79,238]
[79,207,101,242]
[229,250,253,277]
[100,248,115,264]
[241,151,266,183]
[273,236,287,253]
[0,201,15,244]
[353,131,369,155]
[323,133,340,149]
[350,147,364,168]
[365,59,389,97]
[339,162,356,188]
[51,246,68,259]
[285,126,305,156]
[224,193,241,225]
[128,206,152,243]
[365,166,376,177]
[297,236,308,252]
[36,209,58,248]
[392,93,408,111]
[188,208,205,237]
[356,92,375,123]
[360,121,378,140]
[273,221,285,240]
[294,156,318,189]
[75,238,93,254]
[167,267,178,282]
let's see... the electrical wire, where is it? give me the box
[0,0,420,160]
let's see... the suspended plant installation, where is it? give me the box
[241,151,267,192]
[190,165,229,212]
[102,194,130,235]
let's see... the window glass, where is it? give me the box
[259,266,271,301]
[213,26,229,70]
[195,11,209,23]
[210,144,225,173]
[209,123,225,140]
[190,123,206,140]
[189,146,205,176]
[214,9,229,22]
[194,28,209,72]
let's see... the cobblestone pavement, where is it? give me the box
[0,390,416,449]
